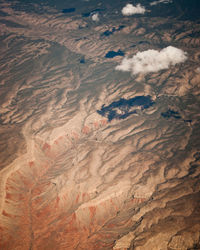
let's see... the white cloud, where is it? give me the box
[150,0,172,6]
[91,13,99,22]
[196,67,200,73]
[116,46,187,75]
[122,3,146,16]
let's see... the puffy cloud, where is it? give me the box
[91,13,99,22]
[122,3,146,16]
[116,46,187,75]
[150,0,172,6]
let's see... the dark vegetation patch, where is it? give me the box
[161,110,192,124]
[184,119,192,123]
[116,25,125,31]
[97,96,155,121]
[105,49,124,58]
[62,8,75,13]
[102,29,114,37]
[80,57,85,63]
[161,109,181,119]
[101,25,125,37]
